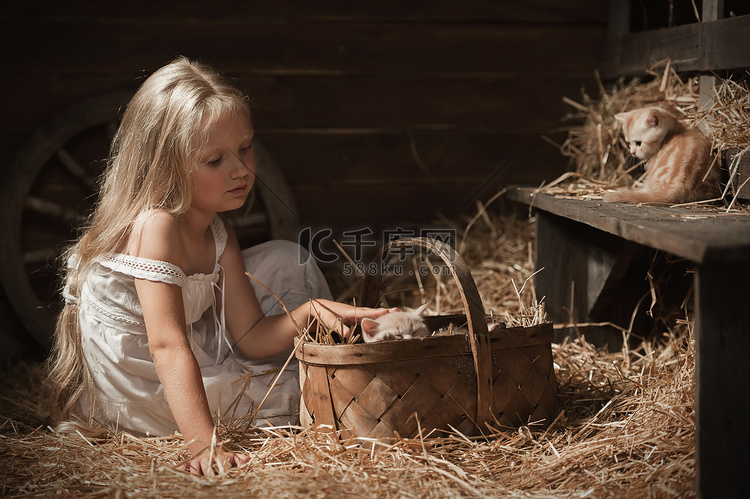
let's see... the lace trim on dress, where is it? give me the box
[209,216,227,260]
[83,215,225,287]
[100,254,186,285]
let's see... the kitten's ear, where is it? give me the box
[646,108,661,127]
[361,318,379,339]
[414,303,429,316]
[614,111,631,125]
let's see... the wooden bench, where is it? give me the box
[526,3,750,495]
[509,186,750,497]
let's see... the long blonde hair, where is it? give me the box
[47,56,251,423]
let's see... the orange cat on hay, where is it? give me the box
[603,106,720,204]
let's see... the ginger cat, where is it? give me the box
[603,107,720,204]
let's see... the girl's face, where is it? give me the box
[191,112,255,215]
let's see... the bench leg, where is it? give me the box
[695,260,750,498]
[535,210,654,349]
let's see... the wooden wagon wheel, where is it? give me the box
[0,92,300,348]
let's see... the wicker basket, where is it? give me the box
[296,237,558,440]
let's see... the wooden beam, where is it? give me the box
[695,258,750,498]
[698,0,724,114]
[701,0,724,22]
[601,14,750,79]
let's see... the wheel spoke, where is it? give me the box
[56,147,94,188]
[25,196,78,224]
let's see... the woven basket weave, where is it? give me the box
[296,237,558,440]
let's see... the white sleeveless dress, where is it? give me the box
[75,216,331,436]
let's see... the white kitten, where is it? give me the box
[361,304,430,342]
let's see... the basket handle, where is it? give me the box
[360,237,494,430]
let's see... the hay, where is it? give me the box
[545,59,750,210]
[698,74,750,206]
[364,197,543,324]
[321,194,544,341]
[0,200,697,497]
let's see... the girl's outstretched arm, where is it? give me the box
[220,224,393,359]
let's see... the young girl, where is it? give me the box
[48,57,393,475]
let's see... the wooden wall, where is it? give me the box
[2,1,608,227]
[0,0,608,357]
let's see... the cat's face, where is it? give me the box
[615,107,674,161]
[364,315,429,341]
[361,304,429,342]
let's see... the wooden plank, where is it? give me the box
[229,131,568,230]
[0,0,610,24]
[290,185,526,230]
[3,18,605,77]
[704,15,750,71]
[209,75,587,129]
[695,259,750,498]
[602,22,702,78]
[601,14,750,79]
[259,131,568,184]
[509,188,750,263]
[0,71,591,130]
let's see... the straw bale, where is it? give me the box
[1,201,697,498]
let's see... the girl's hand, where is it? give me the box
[185,447,250,476]
[304,299,395,338]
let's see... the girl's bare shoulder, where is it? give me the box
[127,209,183,262]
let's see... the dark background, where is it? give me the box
[1,1,611,361]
